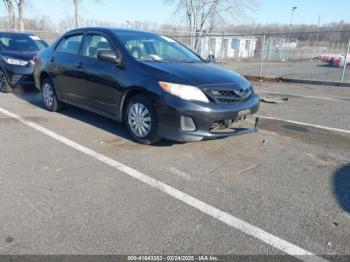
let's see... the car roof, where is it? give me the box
[66,27,158,36]
[0,31,37,37]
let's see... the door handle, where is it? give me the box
[49,57,55,63]
[75,62,83,70]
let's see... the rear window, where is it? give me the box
[0,34,48,52]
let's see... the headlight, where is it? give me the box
[159,81,209,103]
[3,57,28,66]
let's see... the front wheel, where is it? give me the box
[0,69,13,93]
[41,78,63,112]
[125,95,161,145]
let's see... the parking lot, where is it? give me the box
[0,81,350,261]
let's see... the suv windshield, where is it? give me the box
[114,31,202,63]
[0,34,48,52]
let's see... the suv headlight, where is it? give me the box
[3,57,28,66]
[159,81,209,103]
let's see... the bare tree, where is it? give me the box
[166,0,255,48]
[3,0,16,30]
[73,0,100,28]
[74,0,80,28]
[14,0,24,31]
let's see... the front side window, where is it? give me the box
[56,34,83,54]
[114,31,202,63]
[0,34,48,52]
[83,34,114,58]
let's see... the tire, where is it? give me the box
[41,78,63,112]
[0,69,13,93]
[125,94,161,145]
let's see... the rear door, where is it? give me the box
[78,33,123,115]
[48,33,84,102]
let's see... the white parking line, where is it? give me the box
[0,106,327,262]
[259,115,350,135]
[255,90,347,101]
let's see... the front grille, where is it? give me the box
[212,90,236,96]
[217,98,241,104]
[205,87,252,104]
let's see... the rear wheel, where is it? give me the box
[0,69,13,93]
[41,78,63,112]
[125,95,161,145]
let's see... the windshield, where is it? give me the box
[114,31,202,63]
[0,34,48,52]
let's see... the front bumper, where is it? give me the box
[3,63,34,87]
[156,93,260,142]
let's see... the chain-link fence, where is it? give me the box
[171,30,350,83]
[1,28,350,83]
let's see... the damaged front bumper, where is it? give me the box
[156,93,260,142]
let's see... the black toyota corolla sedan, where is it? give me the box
[0,32,48,93]
[34,27,260,144]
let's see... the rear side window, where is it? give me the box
[56,34,83,54]
[83,34,114,58]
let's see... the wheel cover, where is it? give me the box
[128,103,152,138]
[42,83,54,107]
[0,72,6,92]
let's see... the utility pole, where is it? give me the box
[337,20,344,53]
[286,6,298,61]
[315,15,321,57]
[316,15,321,43]
[288,6,298,34]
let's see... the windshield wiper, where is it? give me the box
[140,58,199,63]
[141,58,166,62]
[178,60,198,63]
[160,60,199,63]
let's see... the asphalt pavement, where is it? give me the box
[226,61,350,83]
[0,82,349,261]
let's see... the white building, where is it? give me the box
[197,35,257,60]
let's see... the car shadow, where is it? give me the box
[317,63,334,68]
[333,163,350,213]
[12,86,181,147]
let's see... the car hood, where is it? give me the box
[140,61,251,89]
[0,50,37,61]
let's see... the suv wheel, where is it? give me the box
[0,70,13,93]
[126,95,161,145]
[42,78,63,112]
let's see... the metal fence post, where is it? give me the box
[340,38,350,82]
[259,34,266,78]
[220,33,224,64]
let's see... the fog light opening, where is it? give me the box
[181,116,197,132]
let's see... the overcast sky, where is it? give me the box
[22,0,349,26]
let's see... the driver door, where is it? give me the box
[78,33,123,115]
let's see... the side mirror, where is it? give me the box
[97,50,123,66]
